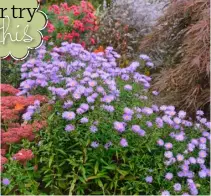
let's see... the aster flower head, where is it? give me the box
[120,138,128,147]
[161,190,170,196]
[146,121,153,127]
[139,54,150,61]
[80,117,89,124]
[164,151,173,159]
[142,107,153,115]
[176,154,184,162]
[198,150,207,158]
[165,172,173,180]
[90,125,98,133]
[198,170,207,178]
[65,124,75,132]
[152,90,159,96]
[114,121,126,133]
[123,107,134,115]
[91,141,99,148]
[2,178,10,186]
[145,176,153,183]
[63,100,73,109]
[174,183,182,192]
[157,139,164,146]
[62,111,76,120]
[124,84,132,91]
[123,114,132,122]
[165,142,173,150]
[178,110,186,119]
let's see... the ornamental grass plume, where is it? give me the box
[140,0,210,116]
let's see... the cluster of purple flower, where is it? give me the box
[139,54,154,68]
[22,100,41,121]
[18,42,210,194]
[156,109,210,195]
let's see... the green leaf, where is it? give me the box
[49,155,54,168]
[94,161,99,175]
[117,169,129,176]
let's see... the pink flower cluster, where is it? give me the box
[44,1,98,47]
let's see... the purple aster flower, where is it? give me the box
[123,107,134,115]
[189,157,196,164]
[198,170,207,178]
[164,151,173,159]
[65,124,75,132]
[102,105,115,113]
[62,111,76,120]
[120,138,128,147]
[34,100,40,106]
[136,114,142,119]
[152,90,159,96]
[196,110,204,116]
[146,61,154,68]
[198,150,207,158]
[152,105,159,112]
[156,117,164,128]
[157,139,164,146]
[165,172,173,180]
[146,121,153,127]
[63,100,73,109]
[76,108,85,115]
[139,54,150,61]
[2,178,10,186]
[87,96,95,103]
[91,141,99,148]
[174,183,182,192]
[22,111,33,121]
[131,125,141,132]
[145,176,153,183]
[197,158,205,164]
[187,143,195,152]
[174,117,182,124]
[161,191,170,196]
[182,193,190,196]
[114,121,126,133]
[164,142,173,150]
[191,139,199,146]
[178,110,186,119]
[124,84,132,91]
[199,143,206,150]
[90,125,98,133]
[80,103,89,111]
[199,137,207,144]
[142,107,153,115]
[80,117,89,124]
[176,154,184,162]
[104,141,112,149]
[123,114,132,122]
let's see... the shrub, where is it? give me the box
[140,0,210,115]
[92,0,168,67]
[2,43,208,195]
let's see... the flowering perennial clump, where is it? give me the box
[1,84,47,172]
[43,1,98,47]
[11,42,210,194]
